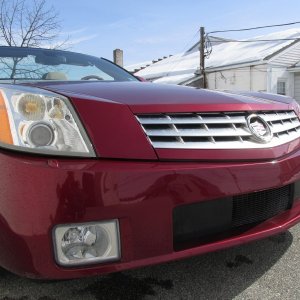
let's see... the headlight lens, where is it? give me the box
[0,85,95,157]
[293,100,300,117]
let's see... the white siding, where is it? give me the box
[268,67,292,95]
[207,65,267,91]
[294,73,300,102]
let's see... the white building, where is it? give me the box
[127,29,300,102]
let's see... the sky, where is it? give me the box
[46,0,300,65]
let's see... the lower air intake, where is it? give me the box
[232,185,293,227]
[173,184,294,249]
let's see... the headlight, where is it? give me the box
[0,85,95,157]
[293,100,300,117]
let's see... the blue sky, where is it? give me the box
[47,0,300,65]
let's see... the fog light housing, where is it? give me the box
[53,220,120,266]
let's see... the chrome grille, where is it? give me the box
[136,111,300,149]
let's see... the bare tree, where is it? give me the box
[0,0,61,48]
[0,0,63,79]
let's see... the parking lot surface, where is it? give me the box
[1,224,300,300]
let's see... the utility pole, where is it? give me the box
[199,26,206,88]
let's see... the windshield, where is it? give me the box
[0,47,138,82]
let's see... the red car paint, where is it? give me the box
[1,80,300,279]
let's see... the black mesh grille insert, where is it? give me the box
[173,183,296,250]
[232,185,292,227]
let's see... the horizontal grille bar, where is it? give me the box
[137,114,247,125]
[136,111,300,149]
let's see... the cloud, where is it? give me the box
[65,34,98,46]
[43,34,98,50]
[59,27,89,36]
[51,27,98,49]
[106,18,134,29]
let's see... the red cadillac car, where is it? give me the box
[0,46,300,279]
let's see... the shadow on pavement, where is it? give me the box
[76,231,294,300]
[0,231,294,300]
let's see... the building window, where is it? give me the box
[277,80,286,95]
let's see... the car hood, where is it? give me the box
[30,81,293,113]
[23,81,299,161]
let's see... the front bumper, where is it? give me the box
[1,148,300,279]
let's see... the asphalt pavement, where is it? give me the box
[1,224,300,300]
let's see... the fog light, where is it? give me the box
[53,220,120,266]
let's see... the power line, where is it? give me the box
[179,29,200,53]
[204,34,213,58]
[207,21,300,34]
[165,29,200,76]
[209,38,300,43]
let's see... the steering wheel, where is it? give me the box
[81,75,103,80]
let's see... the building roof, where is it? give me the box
[126,55,173,73]
[132,28,300,84]
[126,60,153,73]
